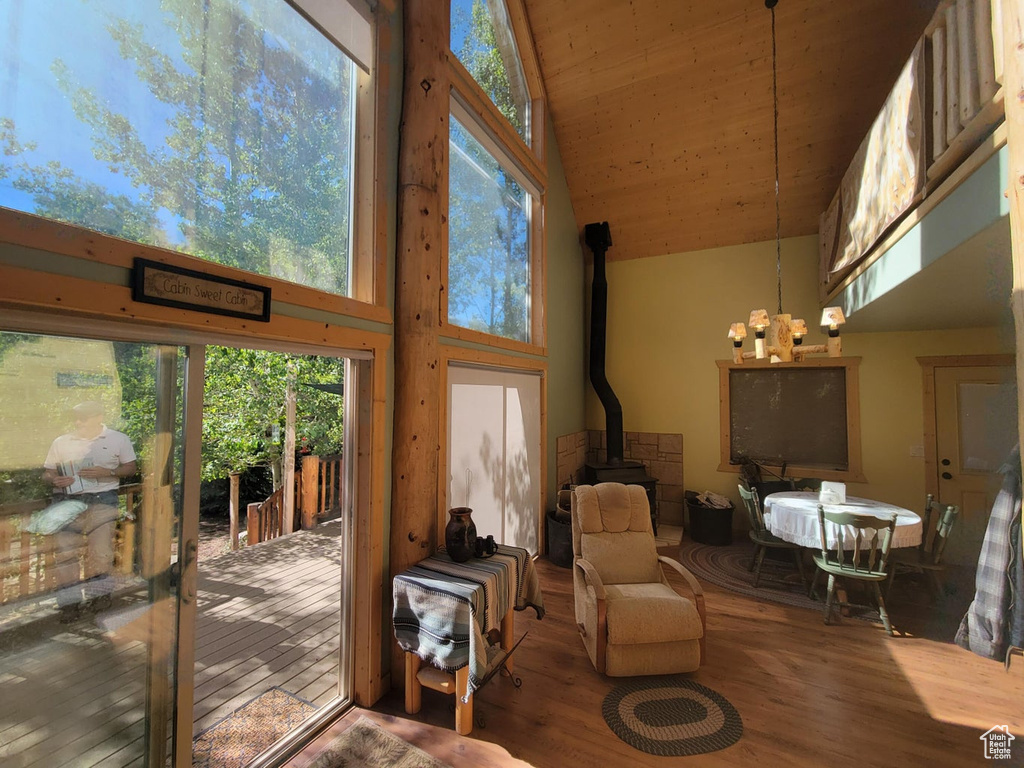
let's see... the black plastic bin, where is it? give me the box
[546,509,573,568]
[685,491,734,546]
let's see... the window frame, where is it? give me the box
[444,0,547,354]
[716,357,866,483]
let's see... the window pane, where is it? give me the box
[448,117,531,342]
[451,0,530,145]
[0,0,355,296]
[957,381,1017,473]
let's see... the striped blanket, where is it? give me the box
[393,544,545,702]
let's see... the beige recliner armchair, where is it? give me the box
[571,482,706,676]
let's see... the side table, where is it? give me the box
[392,544,544,735]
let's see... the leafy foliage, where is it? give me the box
[0,1,354,488]
[1,0,354,293]
[447,0,531,342]
[202,347,344,481]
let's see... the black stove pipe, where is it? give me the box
[584,221,624,465]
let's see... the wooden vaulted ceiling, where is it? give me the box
[522,0,942,262]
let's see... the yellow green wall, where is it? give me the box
[586,234,1013,524]
[544,122,587,510]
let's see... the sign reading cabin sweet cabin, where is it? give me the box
[132,258,271,321]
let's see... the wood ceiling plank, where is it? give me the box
[523,0,942,261]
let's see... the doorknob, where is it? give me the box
[941,472,953,480]
[941,458,951,466]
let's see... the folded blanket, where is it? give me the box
[26,499,88,535]
[393,544,545,702]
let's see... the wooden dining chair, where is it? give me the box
[737,483,806,588]
[812,504,898,636]
[885,494,959,599]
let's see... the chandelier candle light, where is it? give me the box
[728,0,845,365]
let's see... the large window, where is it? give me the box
[448,116,531,342]
[447,0,543,346]
[0,0,366,298]
[717,359,865,482]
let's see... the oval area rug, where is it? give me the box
[602,676,742,756]
[674,540,881,622]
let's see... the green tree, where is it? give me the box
[448,0,530,342]
[202,346,344,482]
[2,0,353,293]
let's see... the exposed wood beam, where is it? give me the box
[390,0,448,683]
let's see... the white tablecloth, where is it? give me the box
[763,491,922,549]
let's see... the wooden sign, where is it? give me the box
[131,258,271,321]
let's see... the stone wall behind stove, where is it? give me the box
[555,429,685,526]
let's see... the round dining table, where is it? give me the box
[762,491,922,549]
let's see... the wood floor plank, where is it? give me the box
[289,554,1024,768]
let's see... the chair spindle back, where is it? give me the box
[816,504,898,574]
[737,483,766,535]
[925,495,960,566]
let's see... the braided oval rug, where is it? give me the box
[602,676,743,756]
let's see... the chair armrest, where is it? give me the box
[574,557,607,600]
[658,555,704,597]
[659,555,707,665]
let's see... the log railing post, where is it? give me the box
[19,513,30,598]
[301,455,319,529]
[247,502,260,547]
[391,0,449,683]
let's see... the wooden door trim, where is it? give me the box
[918,354,1015,501]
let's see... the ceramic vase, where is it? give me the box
[445,507,477,562]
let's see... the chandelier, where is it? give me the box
[728,0,845,365]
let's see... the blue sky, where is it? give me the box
[0,0,177,210]
[0,0,347,247]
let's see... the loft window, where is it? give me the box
[450,0,530,146]
[0,0,372,298]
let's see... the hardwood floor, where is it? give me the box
[290,549,1024,768]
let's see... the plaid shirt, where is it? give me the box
[955,447,1023,660]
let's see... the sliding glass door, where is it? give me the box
[0,330,193,767]
[0,326,358,767]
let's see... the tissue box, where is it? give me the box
[819,481,847,505]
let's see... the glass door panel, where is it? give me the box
[191,346,352,764]
[0,331,188,767]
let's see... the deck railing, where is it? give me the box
[820,0,1005,297]
[246,453,344,546]
[0,483,142,605]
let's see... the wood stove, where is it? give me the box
[583,222,658,532]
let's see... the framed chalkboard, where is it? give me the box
[717,358,864,482]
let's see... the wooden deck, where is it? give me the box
[0,520,344,768]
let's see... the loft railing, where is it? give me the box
[820,0,1005,299]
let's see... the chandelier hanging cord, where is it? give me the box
[768,0,782,316]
